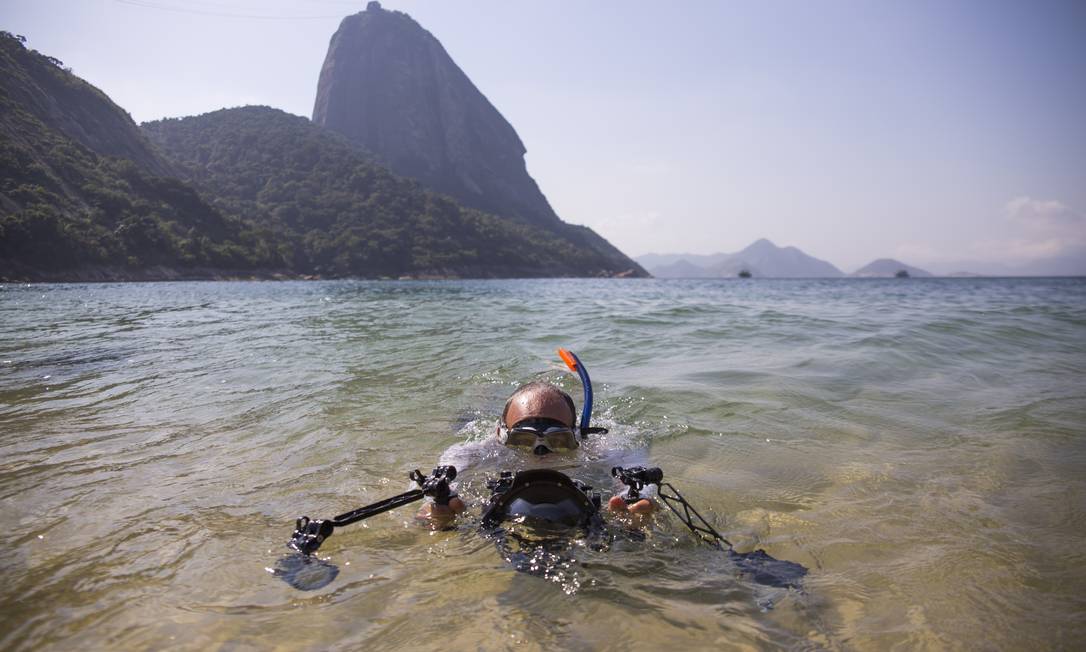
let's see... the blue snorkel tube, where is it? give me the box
[557,349,606,435]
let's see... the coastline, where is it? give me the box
[0,264,646,283]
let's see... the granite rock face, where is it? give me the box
[313,2,646,276]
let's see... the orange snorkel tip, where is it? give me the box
[557,348,579,372]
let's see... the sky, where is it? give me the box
[3,0,1085,274]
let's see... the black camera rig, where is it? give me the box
[288,465,456,555]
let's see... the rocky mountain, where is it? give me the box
[0,32,273,280]
[639,239,844,278]
[312,1,645,276]
[852,258,933,277]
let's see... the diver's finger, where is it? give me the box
[448,497,466,513]
[607,495,628,512]
[414,503,435,524]
[627,499,655,515]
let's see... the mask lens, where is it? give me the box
[541,427,577,450]
[503,428,540,447]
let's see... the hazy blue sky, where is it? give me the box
[4,0,1084,273]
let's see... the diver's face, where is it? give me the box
[500,393,576,455]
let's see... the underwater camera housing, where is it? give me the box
[482,469,603,533]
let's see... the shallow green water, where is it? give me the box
[1,278,1084,650]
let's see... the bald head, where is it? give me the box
[501,382,577,428]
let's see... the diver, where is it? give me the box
[282,349,807,592]
[414,380,656,530]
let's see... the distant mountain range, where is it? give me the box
[637,241,934,278]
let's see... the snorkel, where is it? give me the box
[557,348,593,433]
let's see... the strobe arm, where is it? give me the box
[655,481,733,550]
[611,466,733,550]
[288,466,457,555]
[613,465,809,589]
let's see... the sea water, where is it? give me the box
[1,278,1084,650]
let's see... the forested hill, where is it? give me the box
[143,106,639,278]
[0,32,282,280]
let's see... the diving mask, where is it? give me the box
[498,418,579,452]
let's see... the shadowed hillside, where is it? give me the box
[144,106,639,278]
[0,31,277,280]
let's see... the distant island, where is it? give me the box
[0,4,646,282]
[852,258,933,278]
[637,242,941,278]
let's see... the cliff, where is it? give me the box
[312,2,645,276]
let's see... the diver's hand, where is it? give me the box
[415,496,466,530]
[607,495,656,527]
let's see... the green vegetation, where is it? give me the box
[0,32,278,277]
[143,106,611,277]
